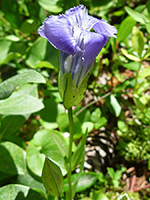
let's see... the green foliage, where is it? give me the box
[42,157,64,197]
[107,167,126,188]
[27,129,68,176]
[117,107,150,161]
[0,184,46,200]
[0,142,26,175]
[0,0,150,199]
[64,172,99,193]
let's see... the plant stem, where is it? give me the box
[134,61,142,94]
[67,107,74,200]
[75,92,111,117]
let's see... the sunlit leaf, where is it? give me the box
[143,48,150,59]
[0,93,44,115]
[121,62,139,71]
[121,48,140,62]
[27,129,68,176]
[0,142,26,175]
[0,184,46,200]
[64,172,99,193]
[125,6,149,24]
[132,26,144,58]
[37,0,63,13]
[110,94,121,117]
[117,16,136,43]
[138,67,150,79]
[0,69,45,99]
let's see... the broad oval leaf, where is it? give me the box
[57,112,82,139]
[64,172,99,193]
[0,142,26,175]
[0,94,44,115]
[27,129,68,177]
[0,184,46,200]
[0,69,45,99]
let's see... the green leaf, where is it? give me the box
[121,48,140,62]
[39,98,59,130]
[0,115,25,139]
[110,95,121,117]
[26,38,47,68]
[90,108,101,122]
[72,130,88,171]
[143,48,150,59]
[92,191,109,200]
[76,109,91,124]
[42,157,63,197]
[125,6,149,24]
[107,167,115,179]
[45,42,59,68]
[0,184,46,200]
[138,67,150,79]
[27,129,68,176]
[0,52,21,65]
[17,170,46,194]
[133,95,145,110]
[64,172,99,193]
[37,0,63,13]
[0,142,26,175]
[94,117,107,129]
[5,35,20,42]
[35,61,55,69]
[132,26,144,58]
[20,19,37,35]
[118,120,128,133]
[0,93,44,115]
[0,39,12,64]
[72,147,86,198]
[121,62,139,71]
[117,16,136,43]
[57,113,82,139]
[0,69,45,99]
[82,122,94,133]
[27,144,45,176]
[114,78,135,93]
[136,80,149,94]
[1,0,21,28]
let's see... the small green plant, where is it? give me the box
[107,167,126,188]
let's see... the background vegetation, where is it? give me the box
[0,0,150,199]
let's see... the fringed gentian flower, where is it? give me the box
[38,5,117,108]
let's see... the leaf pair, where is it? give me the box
[42,130,88,198]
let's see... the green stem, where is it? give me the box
[67,107,74,200]
[134,61,142,94]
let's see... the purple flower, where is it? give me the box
[38,5,117,86]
